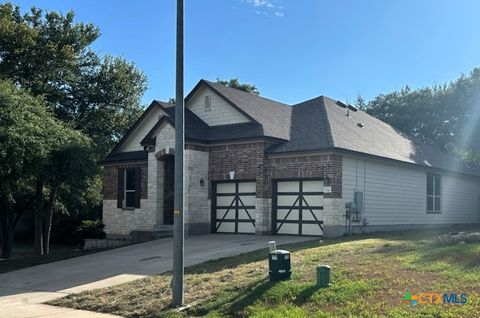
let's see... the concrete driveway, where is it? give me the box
[0,234,315,317]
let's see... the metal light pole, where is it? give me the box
[172,0,184,307]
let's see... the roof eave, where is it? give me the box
[105,100,163,158]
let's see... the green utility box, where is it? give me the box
[269,249,291,281]
[316,265,331,287]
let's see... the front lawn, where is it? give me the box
[49,230,480,317]
[0,242,98,274]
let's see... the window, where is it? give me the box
[427,174,441,213]
[124,168,136,208]
[204,95,211,111]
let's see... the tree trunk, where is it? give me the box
[1,229,14,259]
[42,189,55,255]
[0,192,13,259]
[0,209,11,259]
[34,179,44,256]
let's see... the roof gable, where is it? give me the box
[186,80,292,140]
[109,101,170,154]
[186,85,251,126]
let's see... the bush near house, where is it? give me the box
[75,220,106,243]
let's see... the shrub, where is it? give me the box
[75,219,106,241]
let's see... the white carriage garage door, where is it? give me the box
[212,180,256,234]
[273,179,324,236]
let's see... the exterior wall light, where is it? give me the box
[200,178,205,187]
[324,175,333,194]
[229,170,235,180]
[324,176,332,186]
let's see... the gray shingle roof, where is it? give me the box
[201,80,292,140]
[267,96,480,176]
[105,80,479,176]
[100,150,147,164]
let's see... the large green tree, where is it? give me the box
[0,3,147,158]
[358,68,480,165]
[0,80,94,258]
[0,3,148,257]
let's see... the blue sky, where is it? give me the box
[14,0,480,105]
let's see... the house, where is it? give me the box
[100,79,480,238]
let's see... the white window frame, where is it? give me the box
[426,174,441,213]
[124,168,136,209]
[204,95,211,111]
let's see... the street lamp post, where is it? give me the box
[172,0,184,307]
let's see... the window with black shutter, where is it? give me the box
[117,168,125,208]
[124,168,136,208]
[117,167,141,209]
[134,167,141,208]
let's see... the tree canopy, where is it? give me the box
[0,3,147,258]
[0,79,95,257]
[358,67,480,166]
[217,78,260,95]
[0,3,147,158]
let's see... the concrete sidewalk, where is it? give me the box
[0,234,315,317]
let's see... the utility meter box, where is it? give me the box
[354,191,363,213]
[268,249,291,281]
[353,191,363,222]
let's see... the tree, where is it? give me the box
[0,3,147,158]
[217,78,260,95]
[354,95,368,111]
[361,68,480,166]
[0,3,148,257]
[0,80,94,257]
[35,138,96,255]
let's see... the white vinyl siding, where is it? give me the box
[187,86,250,126]
[427,174,442,213]
[342,157,480,226]
[119,106,165,152]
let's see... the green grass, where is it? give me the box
[49,229,480,318]
[0,241,101,274]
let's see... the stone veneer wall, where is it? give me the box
[185,145,210,234]
[103,143,344,237]
[102,161,153,237]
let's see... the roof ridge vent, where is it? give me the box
[347,105,358,112]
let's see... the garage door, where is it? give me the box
[212,181,256,233]
[273,179,324,236]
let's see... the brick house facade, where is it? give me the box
[100,79,480,238]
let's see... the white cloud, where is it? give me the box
[246,0,273,7]
[242,0,284,17]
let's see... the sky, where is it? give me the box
[13,0,480,106]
